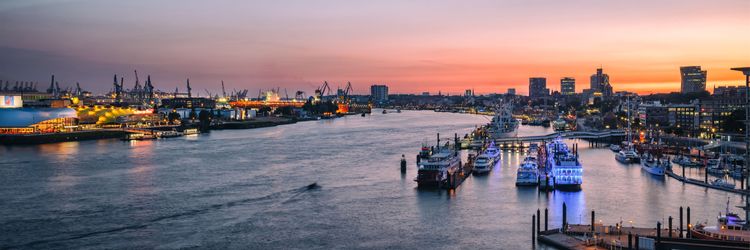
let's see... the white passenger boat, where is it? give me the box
[473,154,494,175]
[516,160,539,186]
[615,149,639,164]
[711,178,735,189]
[484,141,501,162]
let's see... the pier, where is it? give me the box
[533,203,750,250]
[666,169,750,195]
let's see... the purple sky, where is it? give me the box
[1,0,748,95]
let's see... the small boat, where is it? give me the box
[640,154,666,176]
[711,178,735,189]
[706,158,724,173]
[609,144,621,152]
[473,154,494,175]
[615,149,640,164]
[679,157,703,168]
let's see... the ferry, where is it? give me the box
[546,137,583,190]
[415,139,461,188]
[473,153,494,175]
[615,149,640,164]
[691,198,749,242]
[640,154,666,176]
[489,104,518,138]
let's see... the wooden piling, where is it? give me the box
[680,206,684,238]
[628,232,632,250]
[591,210,595,232]
[562,202,567,232]
[537,209,541,235]
[532,214,536,246]
[544,208,548,231]
[669,216,673,238]
[687,206,691,238]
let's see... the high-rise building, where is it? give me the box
[589,68,613,97]
[370,84,388,102]
[529,77,549,98]
[507,88,516,95]
[680,66,707,94]
[464,89,474,97]
[560,77,575,95]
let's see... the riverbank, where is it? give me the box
[0,130,127,145]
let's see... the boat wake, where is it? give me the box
[5,183,322,249]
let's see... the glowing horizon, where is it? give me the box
[0,0,748,95]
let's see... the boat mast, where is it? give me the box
[627,96,632,149]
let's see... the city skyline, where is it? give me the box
[1,0,748,95]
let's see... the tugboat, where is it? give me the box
[691,198,750,242]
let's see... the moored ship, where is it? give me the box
[473,153,494,175]
[691,198,750,242]
[489,104,518,138]
[415,134,461,188]
[640,154,666,176]
[546,137,582,190]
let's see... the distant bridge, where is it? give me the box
[492,130,626,144]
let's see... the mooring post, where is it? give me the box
[657,221,661,244]
[562,202,567,232]
[679,206,684,238]
[634,234,639,249]
[687,206,691,238]
[668,216,673,238]
[591,210,595,233]
[544,208,548,231]
[536,209,541,234]
[627,232,633,250]
[532,214,536,246]
[705,169,708,183]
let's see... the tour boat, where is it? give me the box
[516,152,540,186]
[615,149,640,164]
[691,198,749,242]
[415,139,461,188]
[473,154,494,175]
[546,137,583,190]
[640,154,666,176]
[484,141,501,162]
[158,130,183,138]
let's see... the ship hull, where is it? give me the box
[415,170,441,188]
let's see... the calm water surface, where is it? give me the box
[0,110,746,249]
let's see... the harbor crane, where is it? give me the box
[221,80,227,98]
[315,81,331,101]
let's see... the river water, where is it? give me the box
[0,110,746,249]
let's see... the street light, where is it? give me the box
[730,66,750,225]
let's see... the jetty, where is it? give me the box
[532,203,750,250]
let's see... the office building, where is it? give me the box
[680,66,707,94]
[529,77,549,98]
[560,77,575,95]
[589,68,613,97]
[507,88,516,95]
[370,85,389,102]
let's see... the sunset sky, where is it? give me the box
[0,0,748,95]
